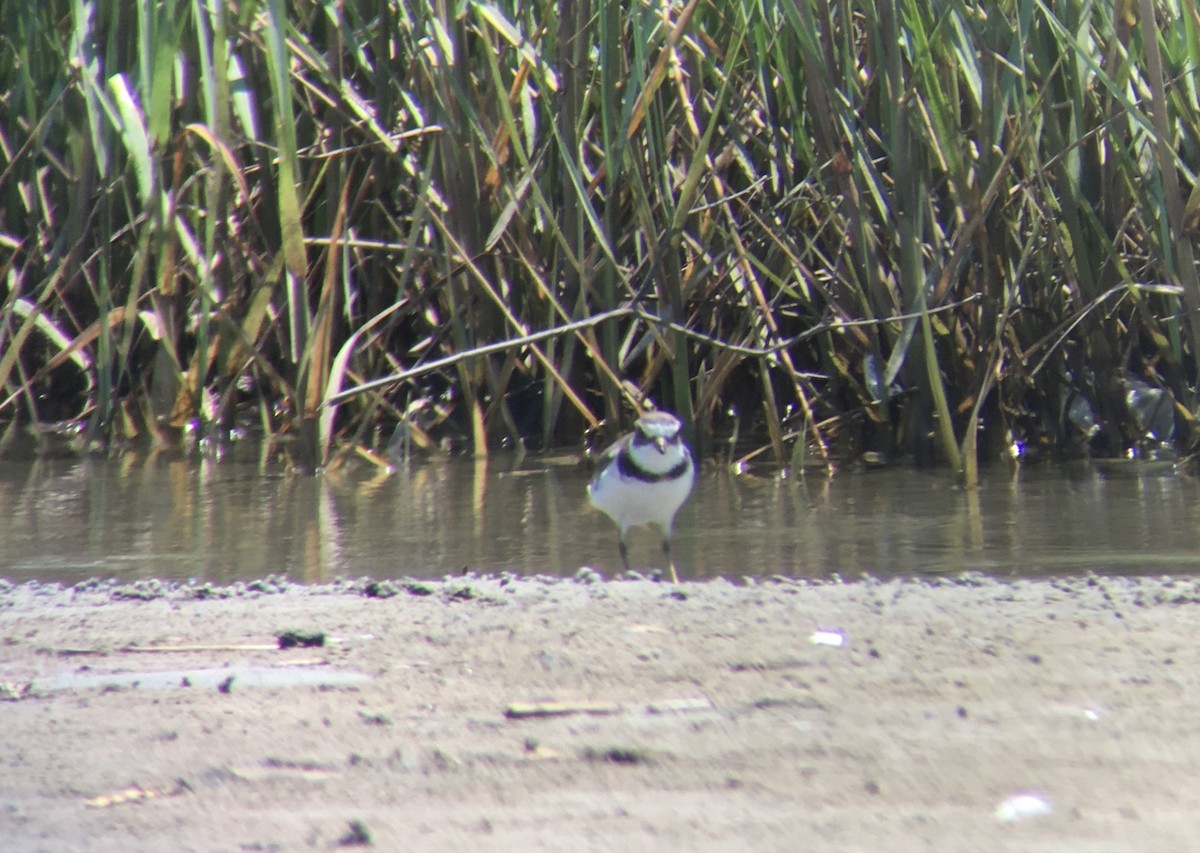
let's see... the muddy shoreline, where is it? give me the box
[2,572,1197,850]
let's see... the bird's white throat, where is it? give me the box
[624,438,689,477]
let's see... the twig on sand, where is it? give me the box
[505,696,713,719]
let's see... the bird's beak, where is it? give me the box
[654,437,668,454]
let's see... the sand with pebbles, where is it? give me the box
[1,571,1197,850]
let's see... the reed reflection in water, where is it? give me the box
[1,449,1198,585]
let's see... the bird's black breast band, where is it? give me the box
[617,450,690,483]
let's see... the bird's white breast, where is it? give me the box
[588,441,695,533]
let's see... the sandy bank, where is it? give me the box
[1,571,1198,850]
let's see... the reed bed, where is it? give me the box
[2,0,1199,481]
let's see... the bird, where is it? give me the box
[588,410,696,582]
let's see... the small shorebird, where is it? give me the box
[588,410,696,582]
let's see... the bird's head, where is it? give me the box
[635,411,682,455]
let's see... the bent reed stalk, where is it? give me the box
[1,0,1199,477]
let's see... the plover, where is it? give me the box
[588,410,696,581]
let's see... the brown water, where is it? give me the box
[1,449,1197,585]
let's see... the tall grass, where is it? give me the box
[1,0,1199,479]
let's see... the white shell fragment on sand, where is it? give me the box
[810,630,845,647]
[995,792,1052,823]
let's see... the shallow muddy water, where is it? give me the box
[1,448,1198,585]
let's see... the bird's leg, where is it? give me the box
[662,536,679,584]
[619,537,631,572]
